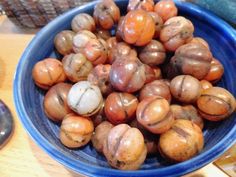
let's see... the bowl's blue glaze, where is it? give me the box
[13,0,236,176]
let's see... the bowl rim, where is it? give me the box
[13,0,236,176]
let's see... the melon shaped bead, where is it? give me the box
[154,0,178,22]
[203,58,224,83]
[159,119,204,162]
[73,30,97,53]
[91,121,114,153]
[170,105,204,129]
[109,42,137,64]
[62,53,93,82]
[127,0,154,12]
[169,42,212,79]
[83,38,108,65]
[104,92,138,125]
[139,80,171,102]
[93,0,120,30]
[120,10,155,46]
[103,124,147,170]
[148,12,163,38]
[54,30,75,55]
[71,13,95,33]
[138,40,166,66]
[160,16,194,51]
[197,87,236,121]
[87,64,113,96]
[67,81,103,117]
[170,75,201,103]
[44,83,72,122]
[187,37,210,49]
[136,96,174,134]
[60,114,94,148]
[32,58,67,90]
[110,58,146,93]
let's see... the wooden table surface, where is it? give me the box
[0,15,231,177]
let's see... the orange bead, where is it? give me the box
[200,80,213,91]
[197,87,235,121]
[187,37,210,50]
[154,0,177,22]
[203,58,224,83]
[159,119,204,162]
[32,58,67,90]
[60,114,94,148]
[121,10,155,46]
[128,0,155,12]
[136,96,174,134]
[105,92,138,124]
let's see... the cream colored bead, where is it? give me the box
[67,81,103,116]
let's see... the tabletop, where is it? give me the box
[0,15,233,177]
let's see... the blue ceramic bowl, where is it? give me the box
[14,0,236,177]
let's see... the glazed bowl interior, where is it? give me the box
[14,0,236,177]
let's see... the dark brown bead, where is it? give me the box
[116,16,125,41]
[104,92,138,124]
[91,103,107,127]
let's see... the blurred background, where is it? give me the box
[0,0,235,28]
